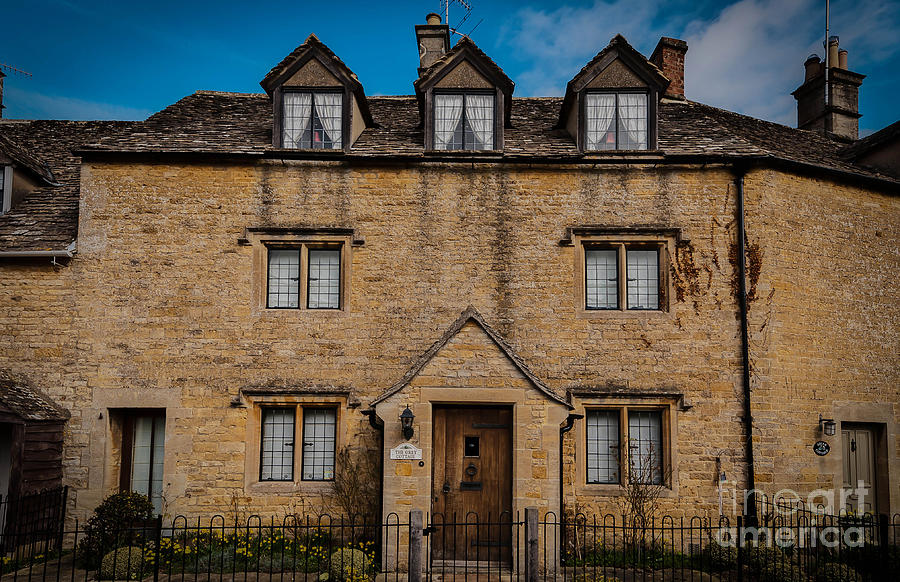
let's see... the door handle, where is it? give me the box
[442,481,451,494]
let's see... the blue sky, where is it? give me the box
[2,0,897,135]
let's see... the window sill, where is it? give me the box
[257,307,348,317]
[425,149,503,155]
[576,308,669,320]
[247,480,333,495]
[580,482,676,498]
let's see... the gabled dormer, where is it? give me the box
[413,17,514,152]
[559,35,671,152]
[0,133,56,215]
[260,34,374,153]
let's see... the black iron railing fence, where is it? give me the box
[1,501,897,581]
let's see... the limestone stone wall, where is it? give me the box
[0,159,896,523]
[743,169,900,514]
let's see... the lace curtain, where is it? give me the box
[282,93,312,148]
[585,94,616,149]
[465,94,493,149]
[617,93,647,149]
[434,94,464,149]
[314,93,342,148]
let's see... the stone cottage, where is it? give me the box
[0,13,898,565]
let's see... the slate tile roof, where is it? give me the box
[0,119,134,252]
[1,89,896,251]
[0,369,70,421]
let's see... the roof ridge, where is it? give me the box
[195,90,267,98]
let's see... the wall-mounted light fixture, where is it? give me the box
[819,414,836,437]
[400,405,415,440]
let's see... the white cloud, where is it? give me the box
[684,0,900,126]
[501,0,900,126]
[3,87,152,121]
[498,0,667,96]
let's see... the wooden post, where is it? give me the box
[409,510,423,582]
[525,507,538,582]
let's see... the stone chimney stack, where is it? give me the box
[791,36,865,141]
[415,13,450,76]
[650,37,688,99]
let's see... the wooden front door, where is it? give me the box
[842,425,878,515]
[431,406,512,563]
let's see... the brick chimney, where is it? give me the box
[415,13,450,76]
[791,36,865,141]
[650,37,688,99]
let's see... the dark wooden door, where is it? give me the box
[431,406,512,563]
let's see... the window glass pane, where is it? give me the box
[617,93,648,150]
[130,414,165,514]
[283,92,313,149]
[434,94,464,150]
[308,248,341,309]
[312,93,342,149]
[302,408,336,480]
[585,94,616,150]
[267,249,300,308]
[626,249,659,309]
[628,411,663,484]
[585,248,618,309]
[464,94,494,150]
[261,408,295,481]
[586,411,620,484]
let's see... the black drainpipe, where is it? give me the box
[735,168,758,523]
[361,409,385,536]
[559,413,583,537]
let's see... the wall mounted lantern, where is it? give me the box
[400,405,415,439]
[819,414,836,437]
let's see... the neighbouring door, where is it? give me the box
[431,406,512,563]
[842,425,878,515]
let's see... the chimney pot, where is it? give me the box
[827,36,839,69]
[426,12,442,25]
[804,54,822,81]
[793,37,864,141]
[650,37,688,99]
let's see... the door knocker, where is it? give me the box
[460,462,482,491]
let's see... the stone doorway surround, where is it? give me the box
[371,307,571,572]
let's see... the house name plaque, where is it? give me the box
[390,443,423,460]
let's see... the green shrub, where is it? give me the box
[99,546,145,580]
[77,492,154,569]
[703,542,738,570]
[326,548,371,581]
[744,544,804,582]
[816,562,862,582]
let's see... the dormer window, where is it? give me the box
[434,93,495,150]
[585,92,648,151]
[260,34,374,153]
[282,91,343,150]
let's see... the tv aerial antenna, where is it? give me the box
[441,0,483,39]
[0,63,33,79]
